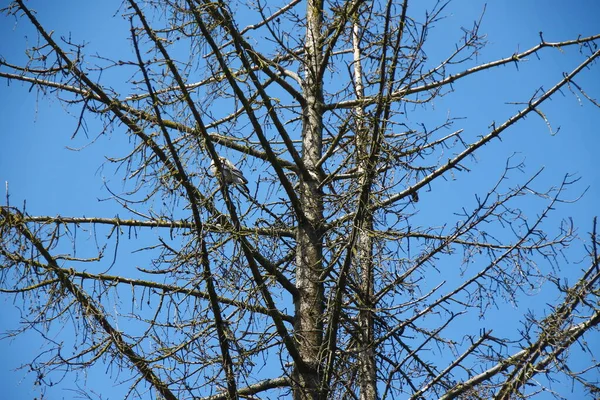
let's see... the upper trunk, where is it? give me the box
[353,20,378,400]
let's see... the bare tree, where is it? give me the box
[1,1,599,399]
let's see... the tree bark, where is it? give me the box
[293,0,325,399]
[353,20,378,400]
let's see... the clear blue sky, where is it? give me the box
[1,1,599,398]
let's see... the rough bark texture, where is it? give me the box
[1,1,599,400]
[293,0,325,398]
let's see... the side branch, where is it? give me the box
[325,33,600,110]
[23,215,294,238]
[1,207,178,400]
[377,47,600,211]
[199,376,291,400]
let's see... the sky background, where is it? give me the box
[1,0,599,398]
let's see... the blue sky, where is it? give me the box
[1,0,599,398]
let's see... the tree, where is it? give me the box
[1,0,599,399]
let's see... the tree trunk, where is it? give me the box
[293,0,325,399]
[353,20,378,400]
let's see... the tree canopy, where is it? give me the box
[1,1,599,399]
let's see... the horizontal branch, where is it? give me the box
[1,204,179,400]
[23,215,294,238]
[381,231,566,252]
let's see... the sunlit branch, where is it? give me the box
[199,376,290,400]
[1,206,178,400]
[325,47,600,231]
[22,215,294,237]
[325,33,600,110]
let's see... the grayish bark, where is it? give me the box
[293,0,325,398]
[353,19,378,400]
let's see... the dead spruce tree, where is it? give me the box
[1,1,599,399]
